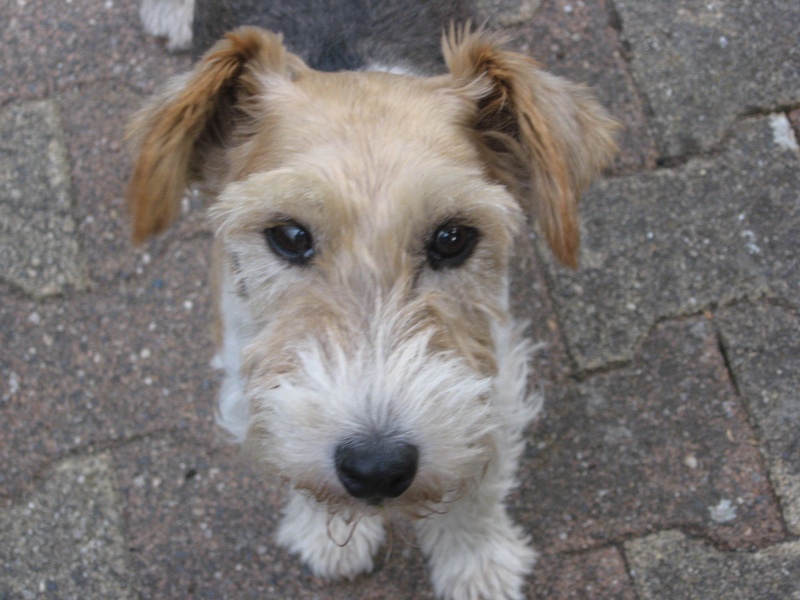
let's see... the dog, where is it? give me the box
[130,1,617,598]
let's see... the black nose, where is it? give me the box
[335,437,419,501]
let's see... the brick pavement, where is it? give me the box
[1,1,798,598]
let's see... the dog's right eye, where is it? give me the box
[264,222,315,265]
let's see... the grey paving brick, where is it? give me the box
[533,546,636,600]
[113,435,437,600]
[56,82,211,287]
[0,453,135,600]
[0,100,89,298]
[519,0,658,173]
[718,303,800,534]
[544,116,799,370]
[0,236,217,499]
[615,0,800,158]
[476,0,542,27]
[626,530,800,599]
[0,0,190,104]
[515,318,783,554]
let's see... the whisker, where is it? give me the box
[414,501,449,519]
[383,517,395,563]
[326,511,361,547]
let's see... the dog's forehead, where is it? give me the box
[258,70,479,168]
[227,70,519,230]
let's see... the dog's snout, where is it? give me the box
[335,437,419,501]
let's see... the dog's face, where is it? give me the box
[128,27,617,516]
[211,71,524,512]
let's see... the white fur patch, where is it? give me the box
[140,0,195,51]
[276,490,386,579]
[214,263,251,442]
[364,63,420,76]
[247,325,496,497]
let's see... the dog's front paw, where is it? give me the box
[276,491,385,580]
[423,517,536,600]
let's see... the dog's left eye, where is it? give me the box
[264,222,315,265]
[426,223,479,270]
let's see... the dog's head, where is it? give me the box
[128,27,616,513]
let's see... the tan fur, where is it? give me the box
[443,26,619,268]
[129,26,617,265]
[127,28,305,242]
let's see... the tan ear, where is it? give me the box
[444,27,619,269]
[127,27,303,243]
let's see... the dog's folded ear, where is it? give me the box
[443,26,618,269]
[127,27,304,243]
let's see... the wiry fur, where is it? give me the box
[443,26,618,268]
[129,12,617,600]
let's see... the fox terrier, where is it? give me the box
[130,1,617,598]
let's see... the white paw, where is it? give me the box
[426,519,536,600]
[276,492,385,580]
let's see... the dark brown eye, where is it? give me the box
[264,222,314,265]
[426,222,479,270]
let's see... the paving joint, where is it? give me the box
[565,302,758,381]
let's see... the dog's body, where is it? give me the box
[133,2,617,598]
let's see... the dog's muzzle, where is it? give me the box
[334,436,419,504]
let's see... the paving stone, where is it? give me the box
[0,0,190,104]
[717,303,800,534]
[57,81,210,288]
[0,453,135,599]
[516,0,657,173]
[114,435,436,600]
[513,318,783,553]
[113,430,627,600]
[532,546,636,600]
[115,432,636,600]
[0,100,89,298]
[476,0,542,27]
[0,237,217,499]
[626,530,800,599]
[614,0,800,158]
[57,80,148,286]
[543,116,799,370]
